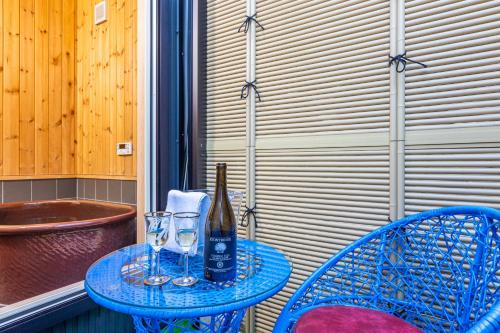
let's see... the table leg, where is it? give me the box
[132,309,247,333]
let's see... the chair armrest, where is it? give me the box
[274,229,389,332]
[466,302,500,333]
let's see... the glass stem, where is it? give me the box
[184,252,189,279]
[156,250,161,277]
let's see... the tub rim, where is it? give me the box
[0,200,136,235]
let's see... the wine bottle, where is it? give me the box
[204,163,237,282]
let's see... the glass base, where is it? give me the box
[172,276,198,287]
[144,275,171,286]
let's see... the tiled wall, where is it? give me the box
[0,179,77,203]
[77,179,136,205]
[0,179,136,205]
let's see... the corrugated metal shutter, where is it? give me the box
[205,0,247,140]
[405,145,500,215]
[405,0,500,215]
[254,148,390,331]
[254,0,391,330]
[256,0,391,137]
[405,0,500,130]
[201,1,500,332]
[204,0,247,238]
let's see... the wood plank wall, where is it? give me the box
[76,0,137,179]
[0,0,76,178]
[0,0,136,180]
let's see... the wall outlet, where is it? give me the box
[117,143,132,156]
[94,1,107,25]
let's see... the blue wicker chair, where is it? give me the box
[274,206,500,333]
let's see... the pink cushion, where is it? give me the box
[294,306,423,333]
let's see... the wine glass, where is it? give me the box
[144,211,172,286]
[172,212,200,286]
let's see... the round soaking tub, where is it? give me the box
[0,200,136,304]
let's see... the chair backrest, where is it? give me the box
[276,206,499,333]
[377,206,499,332]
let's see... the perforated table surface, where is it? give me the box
[85,240,291,333]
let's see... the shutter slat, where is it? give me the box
[406,0,494,20]
[406,5,500,34]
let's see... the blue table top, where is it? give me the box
[85,240,291,319]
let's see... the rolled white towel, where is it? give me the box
[164,190,211,255]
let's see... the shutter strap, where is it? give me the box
[238,14,264,33]
[389,51,427,73]
[240,205,257,228]
[240,80,262,102]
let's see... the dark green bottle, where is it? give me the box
[204,163,237,282]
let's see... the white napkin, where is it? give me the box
[164,190,211,255]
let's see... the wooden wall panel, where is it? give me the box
[0,0,75,178]
[123,0,134,176]
[0,0,136,179]
[20,0,35,175]
[75,0,84,175]
[108,0,117,176]
[0,0,3,174]
[35,0,50,175]
[76,0,92,176]
[48,0,62,174]
[115,0,125,176]
[76,0,136,178]
[62,0,75,174]
[132,0,136,178]
[3,0,21,175]
[103,0,111,176]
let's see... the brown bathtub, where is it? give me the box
[0,200,136,304]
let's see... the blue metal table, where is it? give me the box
[85,240,291,333]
